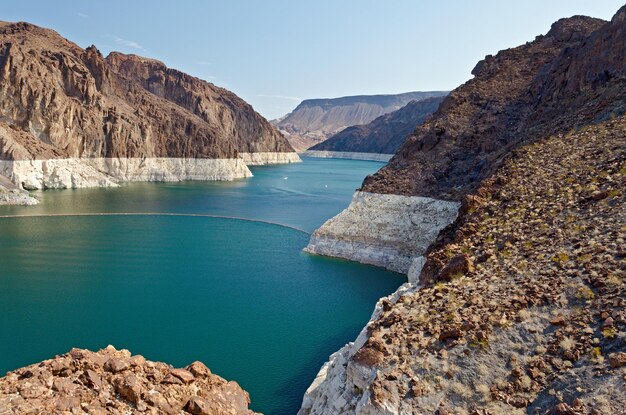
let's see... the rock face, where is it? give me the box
[0,345,259,414]
[0,21,299,200]
[301,6,626,415]
[308,96,445,155]
[274,92,448,151]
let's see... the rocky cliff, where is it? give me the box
[301,6,626,414]
[306,96,445,155]
[275,92,448,151]
[0,21,299,200]
[361,14,622,200]
[0,345,259,414]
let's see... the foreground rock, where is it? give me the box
[0,346,259,414]
[0,21,299,199]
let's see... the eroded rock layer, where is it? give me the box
[304,192,459,279]
[0,345,259,414]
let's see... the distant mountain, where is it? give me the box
[274,91,448,151]
[307,96,445,155]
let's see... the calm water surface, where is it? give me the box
[0,157,405,414]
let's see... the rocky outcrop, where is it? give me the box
[301,151,393,162]
[274,92,448,151]
[304,192,459,280]
[309,96,445,154]
[301,6,626,414]
[0,21,298,198]
[0,345,259,414]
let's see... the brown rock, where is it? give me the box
[437,254,475,281]
[113,373,144,405]
[609,352,626,368]
[82,369,102,390]
[104,358,130,373]
[551,402,576,415]
[550,314,566,326]
[18,383,47,399]
[54,396,80,411]
[162,373,184,385]
[186,361,211,378]
[51,377,75,394]
[185,396,213,415]
[170,368,195,384]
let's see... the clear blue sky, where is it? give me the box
[3,1,623,119]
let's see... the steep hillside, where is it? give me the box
[0,21,298,197]
[303,117,626,415]
[307,96,445,155]
[275,91,448,151]
[302,6,626,414]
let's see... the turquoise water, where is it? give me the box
[0,158,405,415]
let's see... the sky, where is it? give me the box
[2,1,623,119]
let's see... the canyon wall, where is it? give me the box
[301,7,625,414]
[0,21,299,202]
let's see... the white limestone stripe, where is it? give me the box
[303,191,460,279]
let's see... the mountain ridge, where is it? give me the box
[308,96,446,154]
[275,91,448,151]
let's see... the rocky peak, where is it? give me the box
[82,45,112,93]
[545,15,604,42]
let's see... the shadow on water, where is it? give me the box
[270,327,366,415]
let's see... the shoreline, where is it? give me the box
[0,153,301,205]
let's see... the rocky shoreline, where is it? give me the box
[301,151,393,162]
[299,7,626,414]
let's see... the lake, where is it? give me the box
[0,157,405,414]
